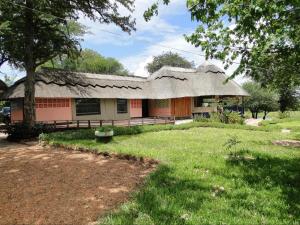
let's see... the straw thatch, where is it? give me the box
[2,63,249,99]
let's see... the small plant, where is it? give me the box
[97,126,114,133]
[224,135,241,150]
[95,126,114,143]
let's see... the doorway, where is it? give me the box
[142,99,149,117]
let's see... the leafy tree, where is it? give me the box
[278,86,299,112]
[0,0,135,130]
[43,49,129,75]
[145,1,300,105]
[146,51,194,74]
[243,82,279,119]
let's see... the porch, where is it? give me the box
[10,117,176,131]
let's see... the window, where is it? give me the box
[117,99,128,114]
[194,97,203,107]
[75,99,100,116]
[36,98,70,108]
[194,96,216,107]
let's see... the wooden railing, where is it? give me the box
[10,117,176,130]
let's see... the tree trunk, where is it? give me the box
[23,68,36,128]
[255,112,258,119]
[263,111,267,120]
[251,111,255,119]
[23,0,36,129]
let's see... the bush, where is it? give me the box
[97,126,114,133]
[278,111,290,119]
[194,112,221,123]
[5,123,54,140]
[111,126,143,136]
[194,114,211,122]
[226,111,245,124]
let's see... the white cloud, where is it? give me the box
[0,63,24,82]
[121,33,249,84]
[79,0,185,46]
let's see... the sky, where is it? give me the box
[0,0,247,84]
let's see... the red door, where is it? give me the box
[171,97,192,118]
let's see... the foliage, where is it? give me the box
[40,121,279,145]
[145,1,300,107]
[0,0,135,128]
[194,111,243,124]
[224,135,241,150]
[243,82,279,119]
[146,51,194,74]
[5,122,53,140]
[278,86,299,112]
[42,49,129,76]
[97,126,114,133]
[42,126,300,225]
[224,111,244,124]
[278,111,291,119]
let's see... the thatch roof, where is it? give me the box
[2,63,249,99]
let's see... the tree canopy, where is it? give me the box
[243,82,279,119]
[43,49,129,76]
[146,52,194,74]
[0,0,135,129]
[145,1,300,94]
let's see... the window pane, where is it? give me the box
[117,99,128,114]
[194,97,203,107]
[76,99,100,115]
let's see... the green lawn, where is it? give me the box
[259,111,300,132]
[43,126,300,225]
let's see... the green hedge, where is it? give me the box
[40,121,276,143]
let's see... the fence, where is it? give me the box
[10,117,176,130]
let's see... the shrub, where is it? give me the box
[278,111,290,119]
[194,112,222,123]
[97,126,114,133]
[5,123,54,140]
[194,114,211,122]
[226,111,244,124]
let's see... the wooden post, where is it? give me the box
[100,120,102,127]
[88,120,91,128]
[142,118,144,125]
[67,120,69,129]
[77,120,79,128]
[112,120,114,126]
[54,121,56,130]
[154,117,157,124]
[128,119,130,127]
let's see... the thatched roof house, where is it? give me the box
[3,63,248,99]
[2,63,249,122]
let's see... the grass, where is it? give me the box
[42,125,300,225]
[259,111,300,132]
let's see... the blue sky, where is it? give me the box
[0,0,246,83]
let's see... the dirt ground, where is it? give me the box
[0,137,155,225]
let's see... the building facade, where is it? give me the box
[2,63,249,122]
